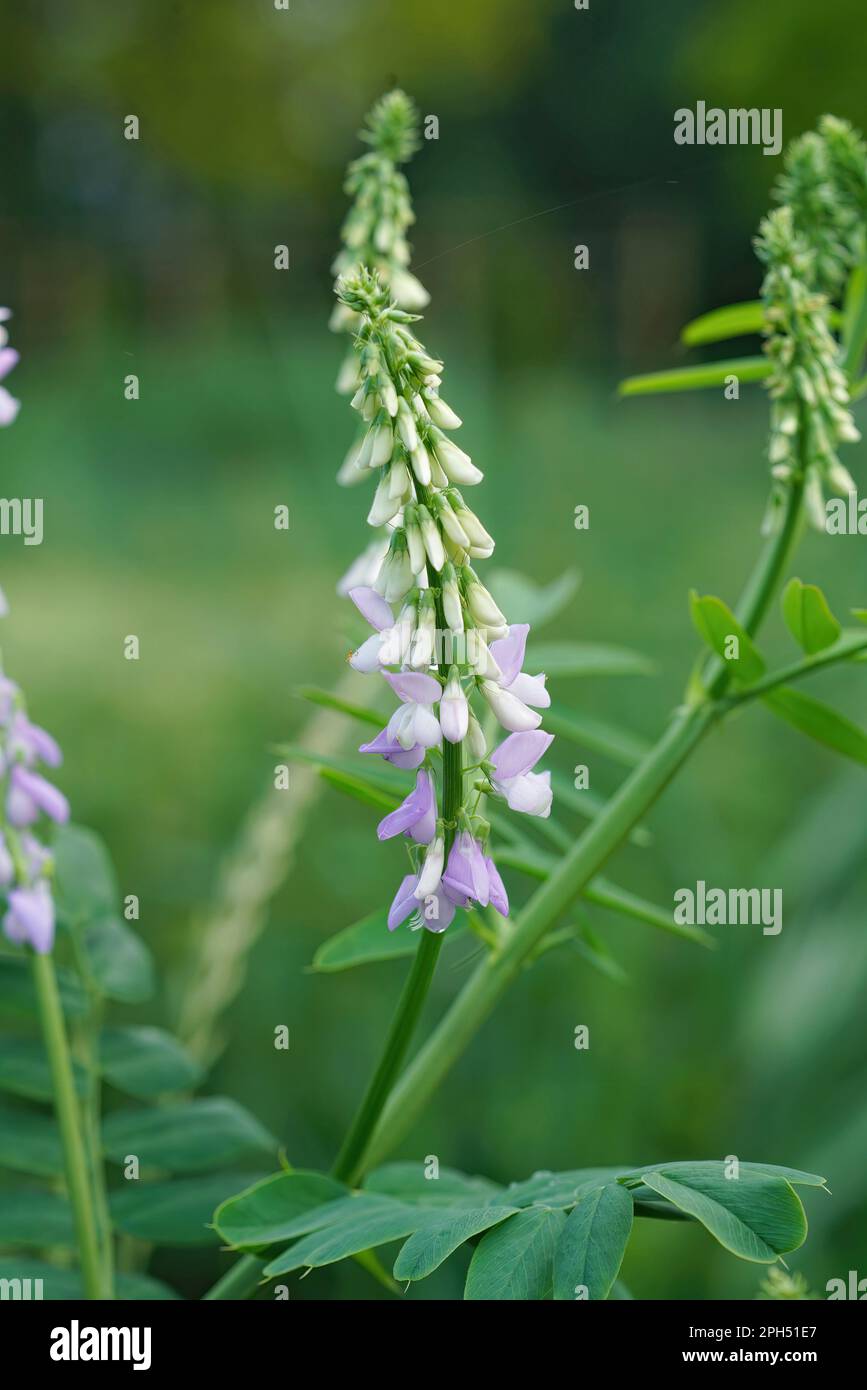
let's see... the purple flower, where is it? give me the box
[485,856,509,916]
[490,626,550,706]
[3,882,55,954]
[442,831,492,908]
[9,713,63,768]
[387,871,456,934]
[7,764,70,827]
[359,727,426,770]
[383,671,442,751]
[0,309,20,427]
[489,729,554,818]
[377,768,436,844]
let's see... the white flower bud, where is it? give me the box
[410,594,436,669]
[466,709,488,762]
[442,565,464,633]
[410,440,432,486]
[397,398,419,452]
[435,434,484,486]
[465,576,507,629]
[369,417,394,467]
[469,632,503,682]
[424,392,462,430]
[367,472,403,527]
[404,507,427,576]
[435,497,471,549]
[418,505,446,573]
[440,668,469,744]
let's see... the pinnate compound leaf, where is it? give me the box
[0,957,87,1020]
[0,1190,75,1247]
[0,1038,86,1101]
[0,1102,63,1177]
[52,824,118,924]
[641,1170,807,1262]
[464,1207,566,1300]
[81,915,155,1003]
[214,1170,348,1249]
[0,1258,178,1300]
[553,1182,634,1300]
[393,1206,518,1282]
[111,1172,268,1246]
[263,1194,422,1277]
[690,592,766,684]
[782,579,842,654]
[102,1097,277,1173]
[99,1027,203,1097]
[364,1162,504,1207]
[762,687,867,767]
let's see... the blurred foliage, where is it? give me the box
[0,0,865,1299]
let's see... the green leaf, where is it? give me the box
[102,1098,277,1174]
[486,568,581,629]
[545,704,651,767]
[573,922,630,984]
[214,1170,348,1249]
[263,1194,422,1276]
[641,1170,807,1263]
[0,957,87,1020]
[394,1206,518,1282]
[782,579,842,655]
[504,1168,627,1209]
[628,1160,826,1188]
[0,1190,75,1247]
[312,911,466,972]
[0,1102,63,1177]
[464,1207,566,1300]
[619,357,770,397]
[294,685,385,727]
[52,824,118,924]
[553,1183,634,1300]
[80,915,155,1004]
[0,1037,86,1102]
[763,687,867,767]
[0,1258,179,1300]
[111,1172,268,1246]
[548,771,652,846]
[690,592,766,684]
[99,1027,203,1098]
[525,642,654,678]
[364,1162,504,1208]
[681,300,765,346]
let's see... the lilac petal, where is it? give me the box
[359,728,426,770]
[349,586,394,632]
[388,872,421,931]
[443,832,490,908]
[5,885,55,954]
[508,671,550,709]
[504,769,552,818]
[417,886,456,933]
[490,730,554,781]
[0,348,19,382]
[17,718,63,767]
[485,857,510,917]
[384,670,440,705]
[11,765,70,824]
[0,387,21,427]
[376,770,434,841]
[489,624,529,688]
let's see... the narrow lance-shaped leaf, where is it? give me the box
[619,357,770,397]
[762,687,867,767]
[680,300,766,346]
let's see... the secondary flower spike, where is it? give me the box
[0,601,68,954]
[334,253,554,935]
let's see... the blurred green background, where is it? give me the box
[1,0,865,1298]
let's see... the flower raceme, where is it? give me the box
[0,621,69,953]
[335,266,554,936]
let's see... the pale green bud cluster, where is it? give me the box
[331,90,429,369]
[773,115,867,298]
[756,206,860,529]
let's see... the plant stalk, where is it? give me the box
[31,951,104,1300]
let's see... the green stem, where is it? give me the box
[202,1251,264,1301]
[725,630,867,704]
[31,952,103,1300]
[364,472,808,1168]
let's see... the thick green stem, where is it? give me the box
[364,472,808,1167]
[31,951,104,1300]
